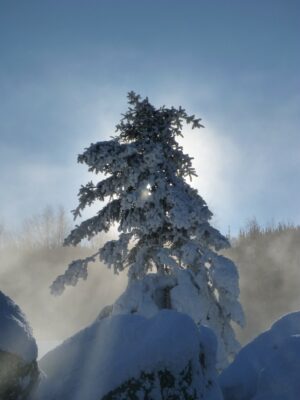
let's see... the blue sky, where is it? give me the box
[0,0,299,235]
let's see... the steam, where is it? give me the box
[224,221,300,344]
[1,208,300,353]
[0,208,127,350]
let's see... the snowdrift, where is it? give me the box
[0,291,37,362]
[219,311,300,400]
[36,310,223,399]
[0,290,38,399]
[113,269,244,369]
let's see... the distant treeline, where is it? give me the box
[2,207,299,250]
[0,205,103,250]
[0,206,124,345]
[1,207,300,346]
[225,218,300,344]
[234,217,300,242]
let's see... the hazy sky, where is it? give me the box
[0,0,299,235]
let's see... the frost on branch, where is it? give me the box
[50,256,95,296]
[51,92,244,366]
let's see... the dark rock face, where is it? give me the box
[0,350,39,400]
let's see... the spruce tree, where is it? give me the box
[51,92,244,367]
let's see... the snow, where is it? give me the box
[112,269,242,369]
[111,273,175,317]
[50,92,244,368]
[219,311,300,400]
[36,310,222,400]
[0,291,37,363]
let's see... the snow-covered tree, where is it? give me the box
[51,92,244,367]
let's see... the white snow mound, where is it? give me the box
[220,311,300,400]
[0,290,37,362]
[36,310,222,400]
[113,270,242,369]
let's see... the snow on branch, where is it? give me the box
[51,92,244,366]
[50,253,99,296]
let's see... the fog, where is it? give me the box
[225,219,300,344]
[1,208,300,352]
[0,207,127,350]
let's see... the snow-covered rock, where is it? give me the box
[219,311,300,400]
[0,290,39,399]
[36,310,223,400]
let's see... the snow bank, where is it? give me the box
[113,270,242,369]
[0,290,37,362]
[220,311,300,400]
[36,310,222,400]
[111,273,174,317]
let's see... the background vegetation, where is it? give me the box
[225,218,300,343]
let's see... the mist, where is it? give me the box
[1,207,300,354]
[0,207,127,353]
[225,219,300,344]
